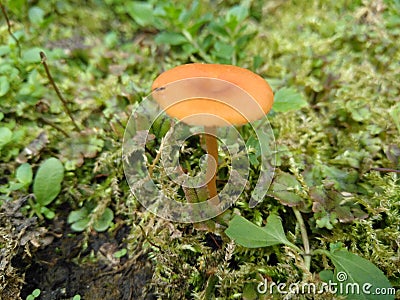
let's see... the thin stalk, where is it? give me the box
[204,126,218,201]
[0,3,21,57]
[39,117,70,137]
[40,51,81,132]
[369,167,400,173]
[292,207,311,272]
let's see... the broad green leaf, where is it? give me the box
[67,207,89,224]
[322,250,394,300]
[33,158,64,206]
[213,41,234,58]
[225,4,249,31]
[155,32,188,46]
[0,127,12,149]
[272,87,308,112]
[22,48,44,63]
[16,163,33,185]
[93,208,114,232]
[226,4,249,23]
[271,172,304,207]
[9,182,25,191]
[319,269,334,282]
[28,6,45,25]
[70,218,90,232]
[0,76,10,97]
[126,2,154,27]
[209,22,229,38]
[225,214,298,249]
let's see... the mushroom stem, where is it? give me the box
[204,126,218,200]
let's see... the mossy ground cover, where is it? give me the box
[0,0,399,299]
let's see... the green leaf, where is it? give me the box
[225,214,298,249]
[319,269,334,282]
[9,182,25,191]
[16,163,33,185]
[213,41,234,58]
[33,158,64,206]
[41,206,55,219]
[246,136,261,167]
[22,48,43,63]
[28,6,45,25]
[226,4,249,23]
[0,127,12,150]
[322,250,394,300]
[67,207,89,224]
[126,2,154,27]
[70,218,90,232]
[93,208,114,232]
[272,87,308,112]
[32,288,41,297]
[0,76,10,97]
[114,248,127,258]
[271,172,304,207]
[155,32,188,46]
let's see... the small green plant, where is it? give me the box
[0,121,29,163]
[25,288,40,300]
[0,163,33,197]
[116,0,256,65]
[0,157,64,218]
[67,206,114,232]
[225,214,394,299]
[72,294,81,300]
[114,248,127,258]
[224,87,395,298]
[27,157,64,219]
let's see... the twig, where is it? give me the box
[40,51,81,131]
[370,167,400,173]
[0,3,21,57]
[138,224,162,251]
[292,207,311,273]
[349,165,400,174]
[38,117,70,137]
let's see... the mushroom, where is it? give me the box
[151,63,274,202]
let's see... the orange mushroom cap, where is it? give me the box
[151,63,274,126]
